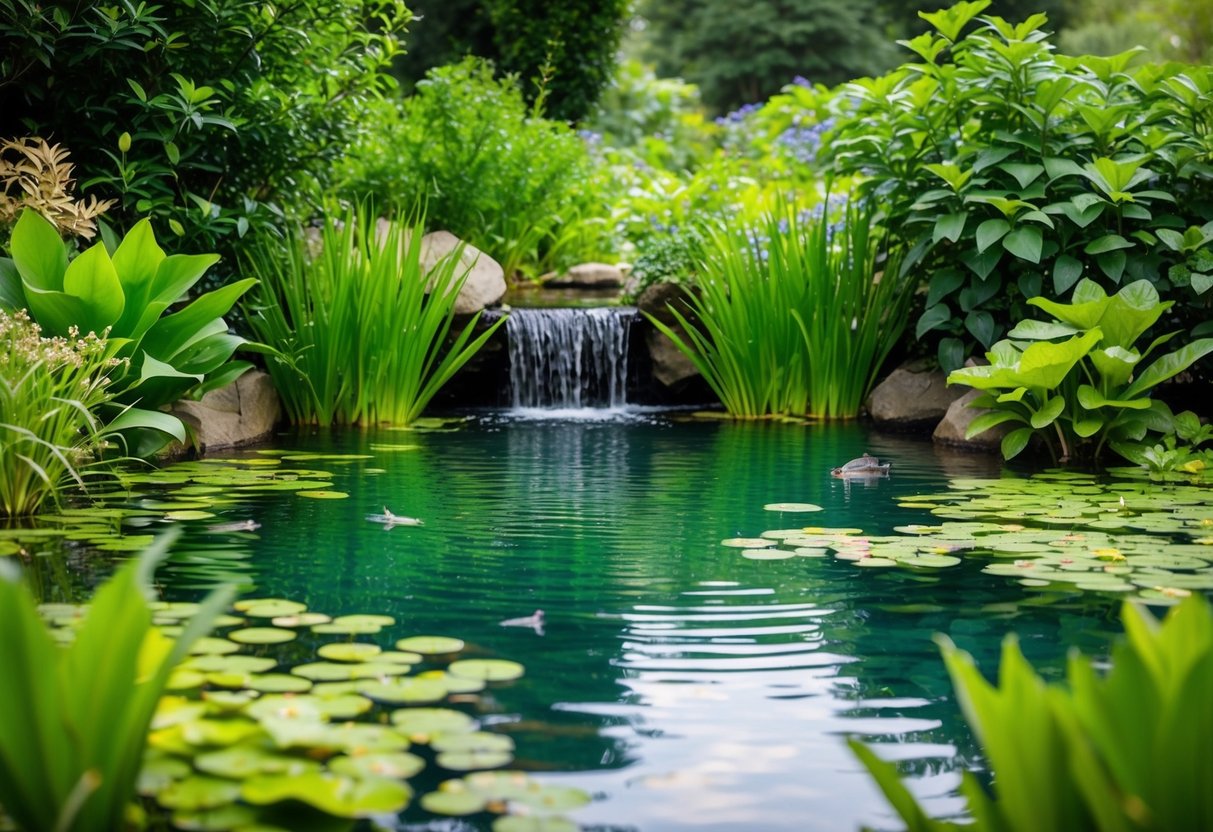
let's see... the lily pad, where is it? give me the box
[420,786,487,816]
[493,817,581,832]
[448,659,525,682]
[763,503,823,512]
[317,642,382,662]
[396,635,464,655]
[358,677,448,705]
[295,491,349,500]
[229,627,297,645]
[390,708,477,741]
[241,773,411,817]
[330,751,425,779]
[157,776,242,811]
[720,538,776,549]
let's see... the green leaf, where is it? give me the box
[62,242,125,335]
[927,270,965,307]
[1007,319,1078,340]
[1000,163,1044,189]
[916,303,952,339]
[976,219,1011,253]
[10,209,68,295]
[965,310,997,347]
[1001,427,1033,459]
[0,258,28,311]
[1123,338,1213,399]
[934,213,967,243]
[848,740,942,832]
[1076,384,1151,411]
[1053,255,1084,294]
[1003,227,1043,263]
[1192,273,1213,295]
[1085,234,1134,255]
[142,278,256,363]
[1030,394,1066,428]
[965,410,1022,438]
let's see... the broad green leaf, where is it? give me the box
[62,242,125,334]
[927,270,965,307]
[1007,319,1078,340]
[9,209,67,294]
[1052,255,1084,294]
[1000,163,1044,189]
[1017,329,1103,389]
[1030,394,1065,428]
[916,303,952,339]
[0,258,27,311]
[976,219,1011,253]
[965,311,996,347]
[1089,347,1139,388]
[111,219,166,337]
[142,278,256,363]
[1075,384,1150,411]
[1003,227,1043,263]
[1099,280,1169,349]
[1123,338,1213,398]
[965,409,1022,438]
[1084,234,1134,255]
[933,213,967,243]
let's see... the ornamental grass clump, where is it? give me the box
[245,208,505,426]
[0,309,121,516]
[647,200,910,419]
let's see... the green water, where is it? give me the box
[61,415,1132,830]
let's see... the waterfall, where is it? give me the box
[506,307,634,409]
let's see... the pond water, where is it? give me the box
[35,414,1135,831]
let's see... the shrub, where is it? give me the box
[0,0,409,262]
[341,58,602,279]
[948,278,1213,463]
[244,207,505,426]
[852,594,1213,832]
[0,209,254,456]
[0,309,118,517]
[0,532,231,831]
[647,200,911,419]
[821,0,1213,370]
[0,137,113,242]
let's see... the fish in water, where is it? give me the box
[367,507,424,528]
[500,609,545,635]
[830,452,891,478]
[206,519,261,533]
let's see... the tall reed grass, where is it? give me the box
[244,209,505,426]
[647,200,910,419]
[0,309,119,516]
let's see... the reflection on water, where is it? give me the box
[33,416,1127,831]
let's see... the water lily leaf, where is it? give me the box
[270,612,331,627]
[420,787,488,816]
[230,627,297,645]
[245,674,313,693]
[169,804,260,831]
[186,655,277,674]
[436,750,514,771]
[234,598,307,617]
[164,510,216,521]
[245,695,326,724]
[449,659,525,682]
[742,548,796,560]
[189,637,240,655]
[158,776,242,810]
[720,538,776,548]
[507,783,592,815]
[396,635,465,655]
[494,816,581,832]
[317,642,382,662]
[417,670,486,694]
[241,773,411,818]
[330,751,425,779]
[763,503,823,512]
[137,755,191,796]
[358,677,448,705]
[377,650,423,665]
[291,662,357,682]
[194,745,285,780]
[295,491,349,500]
[390,708,477,741]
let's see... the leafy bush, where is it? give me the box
[852,594,1213,832]
[821,0,1213,370]
[647,200,911,419]
[948,278,1213,463]
[0,138,113,242]
[341,59,604,279]
[0,209,254,456]
[0,309,118,517]
[244,207,505,426]
[0,0,409,261]
[0,532,231,831]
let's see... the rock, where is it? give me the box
[169,370,281,455]
[646,328,700,387]
[867,359,966,432]
[419,231,506,315]
[636,282,697,327]
[933,387,1009,452]
[546,262,627,289]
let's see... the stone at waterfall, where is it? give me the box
[420,231,506,315]
[546,262,627,289]
[637,282,701,388]
[933,387,1010,452]
[168,370,281,455]
[867,359,966,433]
[646,328,699,387]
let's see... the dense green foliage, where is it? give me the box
[854,594,1213,831]
[0,533,231,831]
[391,0,626,121]
[648,201,911,419]
[244,207,505,426]
[0,209,253,456]
[342,59,608,279]
[0,309,116,517]
[637,0,897,113]
[0,0,409,261]
[949,278,1213,463]
[821,0,1213,370]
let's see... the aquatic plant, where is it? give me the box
[852,594,1213,832]
[245,207,505,426]
[0,208,255,456]
[648,199,911,419]
[0,309,119,516]
[0,532,232,832]
[948,279,1213,463]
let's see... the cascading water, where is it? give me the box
[506,307,635,409]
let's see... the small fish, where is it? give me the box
[500,609,545,635]
[367,507,424,528]
[205,519,261,533]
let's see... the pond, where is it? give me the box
[27,414,1143,831]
